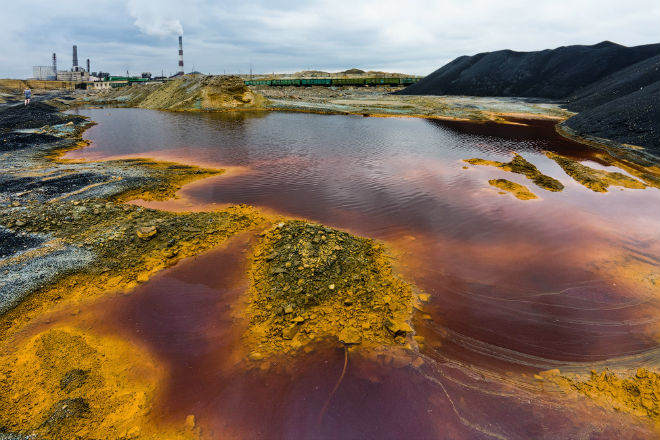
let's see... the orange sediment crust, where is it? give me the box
[540,368,660,422]
[0,326,198,439]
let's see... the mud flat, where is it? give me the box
[254,84,572,122]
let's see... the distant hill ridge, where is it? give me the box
[398,41,660,157]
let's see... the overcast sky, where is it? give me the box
[2,0,658,78]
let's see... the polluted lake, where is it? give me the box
[3,107,658,439]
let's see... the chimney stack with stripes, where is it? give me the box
[52,53,57,72]
[72,45,78,69]
[86,58,90,73]
[178,36,184,75]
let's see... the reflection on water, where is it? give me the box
[61,108,659,437]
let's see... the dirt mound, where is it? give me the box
[95,75,268,111]
[245,220,414,355]
[342,68,365,74]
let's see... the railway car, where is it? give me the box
[301,78,333,86]
[245,79,271,86]
[244,77,421,87]
[365,77,400,86]
[270,79,301,86]
[331,78,367,86]
[399,77,420,85]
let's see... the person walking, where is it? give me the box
[24,87,31,105]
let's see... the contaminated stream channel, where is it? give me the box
[48,108,660,438]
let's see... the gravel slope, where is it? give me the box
[398,41,659,98]
[563,81,659,156]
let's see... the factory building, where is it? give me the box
[32,66,56,80]
[32,53,57,80]
[57,45,90,81]
[32,45,91,81]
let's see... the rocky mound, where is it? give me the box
[398,41,658,98]
[93,75,268,111]
[245,220,414,355]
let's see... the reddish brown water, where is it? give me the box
[59,108,659,438]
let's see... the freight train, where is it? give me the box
[244,77,421,87]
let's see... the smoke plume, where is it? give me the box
[127,0,184,37]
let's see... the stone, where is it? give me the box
[284,305,294,314]
[418,293,431,303]
[14,220,26,227]
[43,397,90,427]
[328,284,335,290]
[338,328,362,345]
[291,316,305,323]
[282,324,300,340]
[538,368,561,378]
[248,352,263,361]
[136,226,157,239]
[185,414,196,429]
[60,369,90,392]
[385,318,413,336]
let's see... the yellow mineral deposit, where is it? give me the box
[542,368,660,422]
[0,326,197,439]
[464,153,564,192]
[243,220,414,356]
[488,178,538,200]
[546,152,647,192]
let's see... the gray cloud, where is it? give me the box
[2,0,658,78]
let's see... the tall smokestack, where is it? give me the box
[52,53,57,72]
[86,59,90,73]
[72,45,78,68]
[178,36,184,75]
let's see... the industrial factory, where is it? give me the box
[32,45,100,82]
[31,36,186,87]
